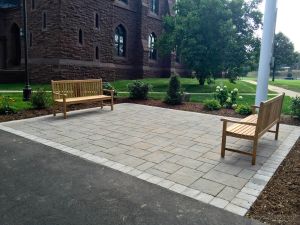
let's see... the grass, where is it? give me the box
[0,93,33,111]
[0,83,51,91]
[269,80,300,93]
[112,78,262,93]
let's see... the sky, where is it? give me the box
[260,0,300,52]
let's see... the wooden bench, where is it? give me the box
[221,93,285,165]
[51,79,114,119]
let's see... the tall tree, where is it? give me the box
[273,32,297,69]
[157,0,262,85]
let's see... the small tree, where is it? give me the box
[164,74,182,105]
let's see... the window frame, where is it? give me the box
[78,29,83,45]
[42,11,47,31]
[114,25,126,57]
[148,32,157,60]
[150,0,159,15]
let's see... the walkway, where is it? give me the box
[0,130,263,225]
[0,104,299,217]
[244,80,299,97]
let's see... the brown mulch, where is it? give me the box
[0,98,299,225]
[247,139,300,225]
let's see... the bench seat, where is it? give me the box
[227,115,257,138]
[54,95,112,104]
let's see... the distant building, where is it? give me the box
[0,0,188,83]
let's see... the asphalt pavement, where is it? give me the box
[0,130,262,225]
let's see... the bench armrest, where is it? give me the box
[52,92,67,99]
[251,105,260,114]
[221,118,257,126]
[103,89,114,96]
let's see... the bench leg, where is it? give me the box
[275,122,280,140]
[53,104,56,116]
[63,103,67,119]
[111,97,114,111]
[221,121,227,158]
[100,101,103,109]
[252,139,258,165]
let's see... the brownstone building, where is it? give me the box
[0,0,188,83]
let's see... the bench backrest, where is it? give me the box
[256,93,285,136]
[51,79,103,100]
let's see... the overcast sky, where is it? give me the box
[260,0,300,52]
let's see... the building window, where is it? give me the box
[148,33,157,60]
[42,12,47,30]
[150,0,159,14]
[29,32,33,47]
[31,0,35,10]
[119,0,128,4]
[95,13,99,29]
[114,25,126,57]
[79,29,83,45]
[95,46,99,59]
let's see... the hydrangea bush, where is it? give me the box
[214,85,243,109]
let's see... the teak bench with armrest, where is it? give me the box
[221,93,285,165]
[51,79,114,119]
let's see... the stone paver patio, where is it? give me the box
[1,103,299,216]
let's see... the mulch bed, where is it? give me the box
[0,98,299,224]
[247,139,300,225]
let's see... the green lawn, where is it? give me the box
[269,80,300,93]
[0,93,33,111]
[113,78,261,93]
[0,83,51,91]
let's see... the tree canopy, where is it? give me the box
[157,0,262,85]
[273,32,297,69]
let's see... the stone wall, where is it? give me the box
[1,0,190,83]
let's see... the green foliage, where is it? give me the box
[103,82,117,96]
[235,104,252,115]
[31,88,50,109]
[164,74,182,105]
[274,32,297,69]
[290,96,300,118]
[0,96,16,114]
[127,80,152,100]
[157,0,262,85]
[214,85,242,108]
[204,99,221,111]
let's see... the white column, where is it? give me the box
[255,0,278,106]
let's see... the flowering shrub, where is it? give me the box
[215,86,242,109]
[0,96,16,115]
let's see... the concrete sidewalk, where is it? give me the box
[0,130,262,225]
[244,80,299,97]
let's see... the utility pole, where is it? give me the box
[22,0,31,101]
[255,0,278,106]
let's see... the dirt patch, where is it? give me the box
[247,139,300,225]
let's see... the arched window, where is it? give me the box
[42,12,47,30]
[95,13,99,29]
[148,33,157,60]
[31,0,35,10]
[79,29,83,45]
[95,46,99,59]
[114,25,126,57]
[150,0,159,14]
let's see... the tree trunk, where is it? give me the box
[198,75,205,86]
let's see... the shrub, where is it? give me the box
[215,86,242,108]
[103,82,117,96]
[204,99,221,111]
[235,104,252,115]
[127,80,151,100]
[291,96,300,118]
[31,88,50,109]
[164,74,182,105]
[0,96,16,115]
